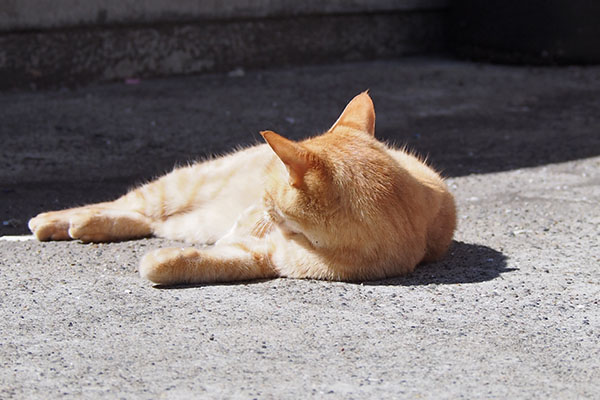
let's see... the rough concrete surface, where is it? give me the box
[1,59,599,398]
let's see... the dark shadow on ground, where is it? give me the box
[2,60,600,235]
[366,241,513,286]
[153,278,274,290]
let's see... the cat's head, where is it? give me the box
[261,92,402,249]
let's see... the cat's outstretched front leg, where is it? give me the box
[29,145,270,243]
[139,244,278,285]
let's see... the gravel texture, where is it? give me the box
[1,58,599,399]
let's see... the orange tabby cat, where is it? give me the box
[29,92,456,285]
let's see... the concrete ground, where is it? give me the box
[1,58,599,398]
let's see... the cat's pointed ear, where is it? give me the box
[261,130,311,188]
[329,91,376,136]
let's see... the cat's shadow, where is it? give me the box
[366,241,513,286]
[155,241,511,289]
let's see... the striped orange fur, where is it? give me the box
[29,92,456,285]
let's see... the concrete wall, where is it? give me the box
[1,0,447,30]
[0,1,449,89]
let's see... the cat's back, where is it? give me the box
[261,92,456,280]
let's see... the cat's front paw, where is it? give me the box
[139,247,202,285]
[28,211,71,241]
[29,208,109,242]
[30,207,152,243]
[67,211,113,242]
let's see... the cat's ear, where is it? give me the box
[329,91,376,136]
[261,130,312,188]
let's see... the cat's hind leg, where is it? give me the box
[139,244,278,285]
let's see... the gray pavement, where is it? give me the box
[1,59,599,398]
